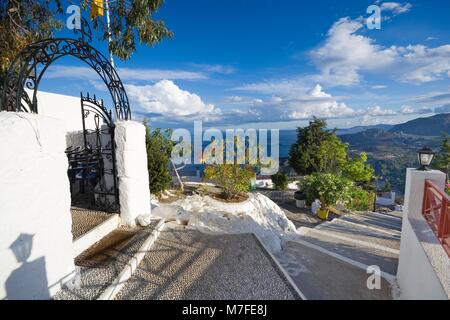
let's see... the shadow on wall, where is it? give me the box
[4,233,49,300]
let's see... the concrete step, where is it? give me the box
[360,211,403,226]
[376,211,403,219]
[54,220,161,300]
[297,227,399,275]
[114,226,301,300]
[331,218,401,238]
[316,220,401,251]
[341,213,402,232]
[277,240,394,300]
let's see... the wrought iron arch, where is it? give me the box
[0,38,131,120]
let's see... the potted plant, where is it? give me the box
[294,190,306,208]
[301,173,352,220]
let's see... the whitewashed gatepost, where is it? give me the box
[397,168,449,300]
[114,121,152,226]
[0,112,76,299]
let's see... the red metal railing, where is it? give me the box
[422,180,450,257]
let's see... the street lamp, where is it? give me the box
[417,146,436,171]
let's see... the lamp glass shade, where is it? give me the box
[417,147,435,169]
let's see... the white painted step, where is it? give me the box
[297,227,399,275]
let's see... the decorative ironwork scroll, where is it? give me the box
[0,37,131,120]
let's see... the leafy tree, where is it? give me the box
[289,117,336,175]
[271,172,288,191]
[0,0,63,75]
[1,0,171,76]
[342,152,374,185]
[314,134,348,174]
[144,119,173,196]
[434,133,450,177]
[84,0,172,60]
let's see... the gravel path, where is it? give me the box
[115,225,301,300]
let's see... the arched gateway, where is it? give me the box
[0,31,132,212]
[0,37,131,120]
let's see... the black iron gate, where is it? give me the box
[66,93,119,212]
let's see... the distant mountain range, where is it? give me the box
[336,124,394,136]
[338,113,450,195]
[389,113,450,136]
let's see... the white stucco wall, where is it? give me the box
[397,168,449,300]
[0,112,76,300]
[115,121,151,226]
[34,91,97,133]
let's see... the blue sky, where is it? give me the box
[41,0,450,129]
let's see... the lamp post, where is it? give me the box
[417,146,436,171]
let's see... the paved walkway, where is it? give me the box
[277,211,403,300]
[71,207,112,240]
[115,224,301,300]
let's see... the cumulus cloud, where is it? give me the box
[308,16,450,86]
[310,17,397,86]
[126,80,220,120]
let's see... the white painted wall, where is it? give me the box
[0,112,76,300]
[115,121,151,226]
[34,91,97,133]
[397,168,449,300]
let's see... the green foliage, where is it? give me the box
[84,0,172,60]
[314,134,348,174]
[434,133,450,177]
[300,173,353,210]
[203,164,255,200]
[289,117,336,175]
[346,186,375,211]
[1,0,63,75]
[271,172,288,191]
[1,0,171,76]
[144,120,173,196]
[342,152,374,184]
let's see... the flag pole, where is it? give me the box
[104,0,115,68]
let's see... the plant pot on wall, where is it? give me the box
[294,191,306,208]
[317,208,329,220]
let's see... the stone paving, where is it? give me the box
[115,224,301,300]
[55,222,159,300]
[71,207,112,240]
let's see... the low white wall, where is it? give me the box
[35,91,97,133]
[397,168,449,300]
[115,121,151,226]
[0,112,76,300]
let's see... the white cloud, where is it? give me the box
[308,16,450,86]
[364,105,397,116]
[371,85,388,89]
[190,63,236,75]
[400,105,415,114]
[310,17,397,86]
[380,2,412,15]
[46,65,208,81]
[126,80,220,120]
[399,45,450,83]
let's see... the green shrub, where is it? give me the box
[144,120,174,196]
[271,172,288,191]
[346,186,375,211]
[203,164,255,200]
[300,173,352,209]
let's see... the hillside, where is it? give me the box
[340,129,441,194]
[389,113,450,136]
